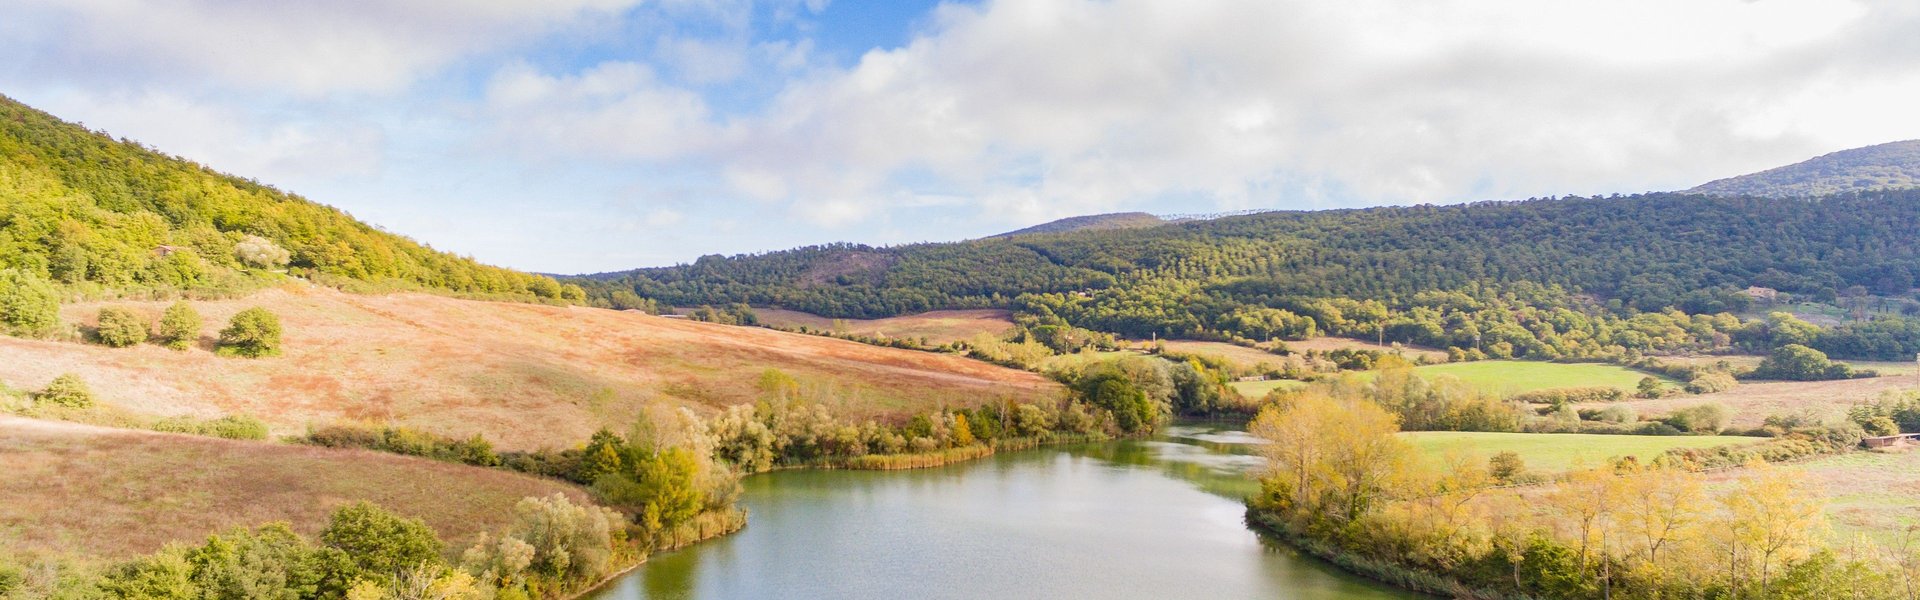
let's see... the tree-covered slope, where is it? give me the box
[1688,140,1920,197]
[578,191,1920,360]
[586,192,1920,317]
[0,94,575,301]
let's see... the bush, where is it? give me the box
[1748,344,1855,381]
[156,301,201,350]
[1659,403,1729,434]
[0,269,60,338]
[319,501,444,581]
[36,373,95,408]
[151,414,270,440]
[1511,386,1625,405]
[218,307,282,358]
[1489,451,1526,483]
[234,235,291,269]
[94,306,148,348]
[1634,377,1669,399]
[1684,371,1737,394]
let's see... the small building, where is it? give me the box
[153,245,189,257]
[1862,433,1920,449]
[1741,286,1780,302]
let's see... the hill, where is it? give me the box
[0,286,1061,450]
[0,94,574,301]
[1688,140,1920,197]
[578,191,1920,361]
[990,212,1165,237]
[0,415,586,559]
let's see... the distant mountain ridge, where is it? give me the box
[1688,139,1920,197]
[990,212,1166,237]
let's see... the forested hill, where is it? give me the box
[577,191,1920,359]
[991,212,1165,238]
[1688,140,1920,197]
[0,95,577,301]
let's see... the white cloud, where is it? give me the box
[5,0,645,95]
[480,61,717,161]
[696,0,1920,225]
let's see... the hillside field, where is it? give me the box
[1372,361,1672,395]
[1401,431,1755,473]
[1772,447,1920,544]
[0,286,1060,450]
[0,416,585,559]
[1599,376,1913,430]
[750,308,1015,345]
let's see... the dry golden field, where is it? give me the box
[748,307,1016,345]
[0,286,1059,450]
[1587,376,1913,429]
[0,415,586,559]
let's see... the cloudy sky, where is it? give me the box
[5,0,1919,273]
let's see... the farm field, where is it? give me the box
[1664,354,1919,376]
[749,308,1015,345]
[1599,376,1912,430]
[1400,431,1755,473]
[1281,337,1449,362]
[1774,447,1920,544]
[0,286,1060,450]
[0,415,585,560]
[1228,378,1307,397]
[1157,340,1291,372]
[1365,360,1672,395]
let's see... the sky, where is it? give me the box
[5,0,1920,274]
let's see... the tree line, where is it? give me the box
[577,190,1920,361]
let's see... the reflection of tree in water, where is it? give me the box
[1065,429,1265,500]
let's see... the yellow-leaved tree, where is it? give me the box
[1250,389,1412,525]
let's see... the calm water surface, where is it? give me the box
[588,424,1413,599]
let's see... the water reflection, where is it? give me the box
[590,423,1413,600]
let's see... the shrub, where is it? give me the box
[1748,344,1854,381]
[1489,451,1527,483]
[37,373,95,408]
[151,414,270,440]
[218,307,282,358]
[1863,416,1900,436]
[1634,377,1668,399]
[1669,405,1726,433]
[1512,386,1625,405]
[319,501,444,581]
[0,269,60,338]
[1684,371,1737,394]
[234,235,291,269]
[156,301,201,350]
[94,306,148,348]
[1659,403,1730,434]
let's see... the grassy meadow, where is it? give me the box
[749,308,1016,345]
[1400,431,1755,473]
[0,286,1059,450]
[1775,447,1920,544]
[0,416,586,559]
[1372,360,1673,395]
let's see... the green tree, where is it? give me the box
[156,301,202,350]
[38,373,95,408]
[1635,376,1667,399]
[218,307,282,358]
[318,501,444,582]
[1750,344,1853,381]
[95,306,148,348]
[0,269,60,338]
[1489,451,1527,483]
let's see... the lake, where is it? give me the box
[587,424,1412,599]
